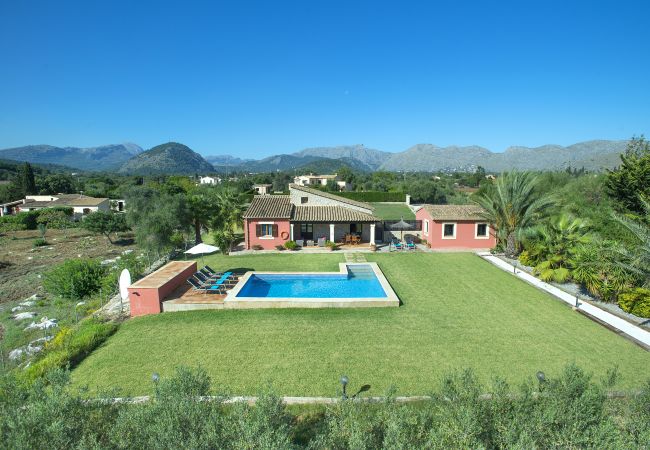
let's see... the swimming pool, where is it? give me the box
[224,263,399,309]
[236,265,387,298]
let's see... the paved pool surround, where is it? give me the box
[223,263,400,309]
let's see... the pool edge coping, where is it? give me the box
[223,262,400,307]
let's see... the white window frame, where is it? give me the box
[475,222,490,239]
[258,221,275,239]
[424,219,429,236]
[441,222,456,239]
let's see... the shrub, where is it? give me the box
[252,244,264,250]
[618,288,650,318]
[100,252,148,294]
[284,240,297,251]
[82,210,129,243]
[274,244,285,251]
[33,238,48,247]
[43,259,106,299]
[326,240,338,250]
[22,318,118,382]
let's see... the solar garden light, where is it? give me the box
[536,371,546,392]
[340,375,349,400]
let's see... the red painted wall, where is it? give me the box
[128,262,197,316]
[244,218,291,250]
[416,208,496,250]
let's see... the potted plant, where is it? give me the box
[325,240,338,251]
[284,240,298,251]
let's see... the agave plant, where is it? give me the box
[474,171,554,257]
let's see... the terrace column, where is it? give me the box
[290,223,294,241]
[329,223,335,242]
[370,223,376,245]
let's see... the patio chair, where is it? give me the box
[200,267,226,279]
[295,240,304,247]
[392,239,403,251]
[406,240,416,250]
[306,239,314,247]
[318,237,326,247]
[195,271,237,287]
[187,277,227,294]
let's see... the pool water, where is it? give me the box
[236,265,387,298]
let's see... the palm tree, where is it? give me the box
[187,186,221,245]
[613,196,650,287]
[210,188,245,254]
[523,214,592,282]
[474,171,554,257]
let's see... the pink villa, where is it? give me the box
[416,204,496,250]
[243,184,379,249]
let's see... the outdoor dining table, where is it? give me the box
[344,234,361,245]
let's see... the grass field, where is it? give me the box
[71,253,650,396]
[369,202,415,220]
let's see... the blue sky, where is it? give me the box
[1,0,648,158]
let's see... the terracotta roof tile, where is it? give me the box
[422,204,487,221]
[242,195,292,219]
[289,184,373,211]
[292,206,378,222]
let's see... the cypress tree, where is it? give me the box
[21,163,37,195]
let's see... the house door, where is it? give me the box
[350,223,362,235]
[300,223,313,240]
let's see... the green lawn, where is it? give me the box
[369,202,415,220]
[72,253,650,396]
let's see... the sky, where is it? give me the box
[0,0,648,158]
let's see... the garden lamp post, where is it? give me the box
[340,375,349,400]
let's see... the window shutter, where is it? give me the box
[256,225,262,237]
[272,225,279,237]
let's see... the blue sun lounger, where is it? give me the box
[187,277,228,294]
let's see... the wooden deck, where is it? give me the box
[165,283,227,304]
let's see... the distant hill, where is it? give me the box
[296,156,373,173]
[379,140,629,172]
[0,158,79,181]
[208,140,629,173]
[118,142,214,175]
[293,145,391,170]
[3,139,630,174]
[204,154,252,166]
[0,143,143,171]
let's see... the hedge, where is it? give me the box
[336,191,406,202]
[0,207,75,230]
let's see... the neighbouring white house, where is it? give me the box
[1,194,110,219]
[111,199,126,212]
[293,173,351,191]
[198,176,221,185]
[253,184,272,195]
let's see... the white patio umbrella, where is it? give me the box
[184,243,220,265]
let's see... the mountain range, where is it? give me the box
[0,143,142,171]
[0,140,629,174]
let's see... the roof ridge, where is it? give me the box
[289,184,374,210]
